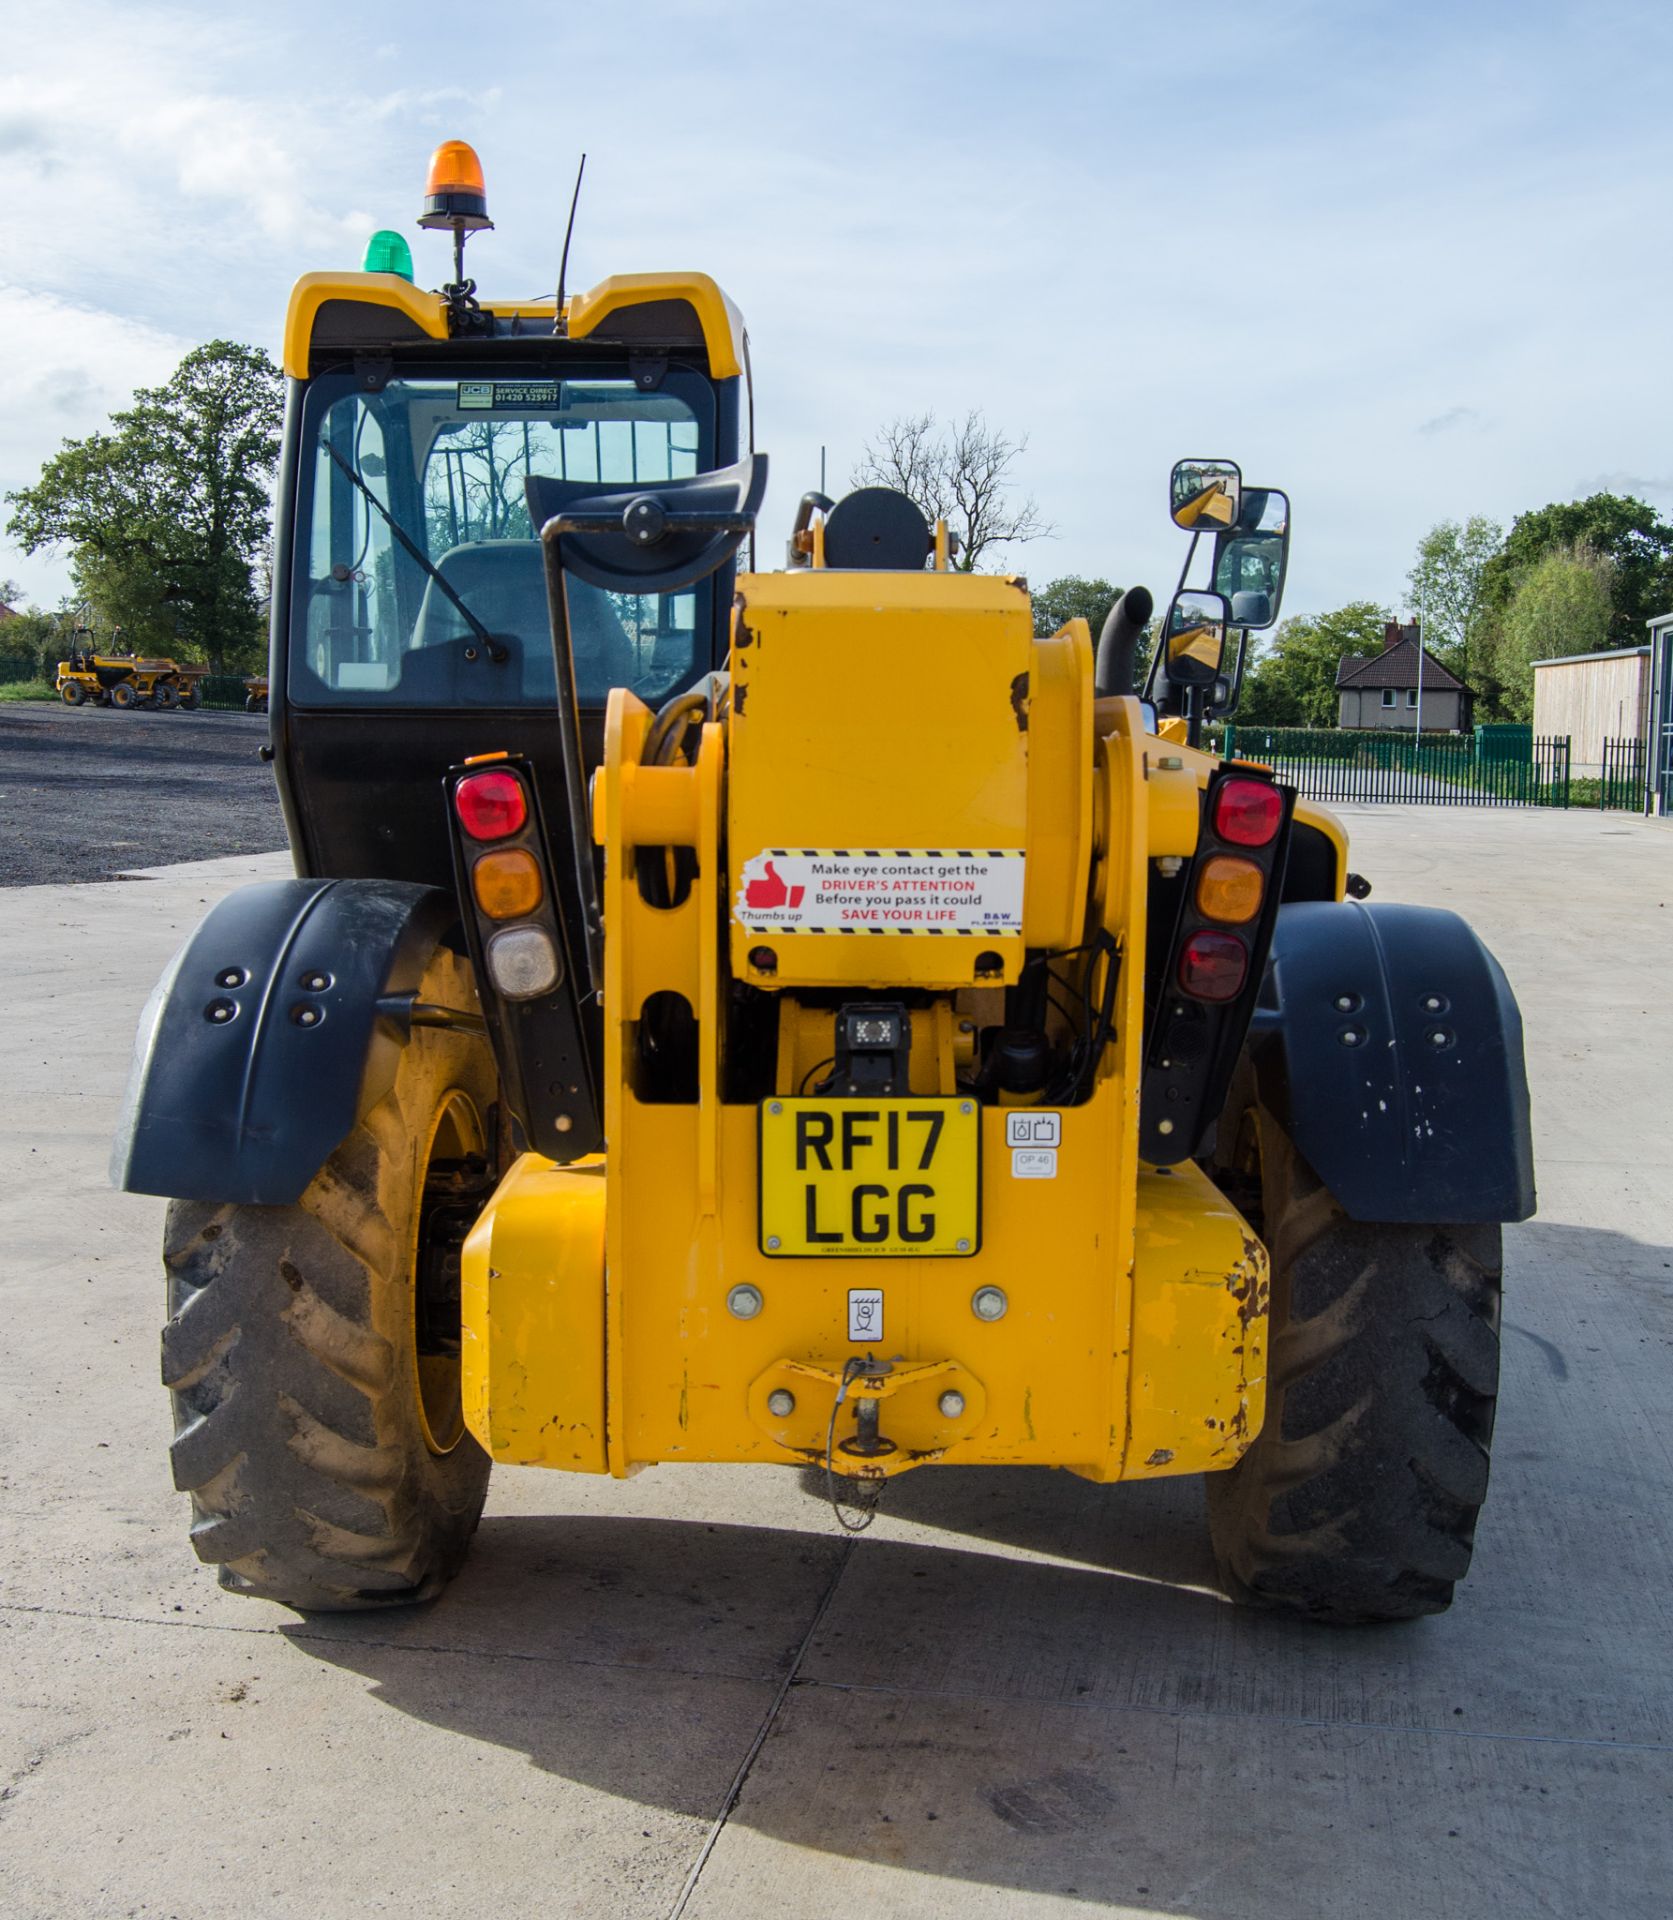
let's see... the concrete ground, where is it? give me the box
[2,808,1670,1919]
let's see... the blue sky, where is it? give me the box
[3,0,1669,624]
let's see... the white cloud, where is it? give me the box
[0,288,190,605]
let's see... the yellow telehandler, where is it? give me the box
[115,142,1532,1624]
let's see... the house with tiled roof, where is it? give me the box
[1337,621,1473,732]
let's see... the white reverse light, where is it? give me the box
[487,926,560,999]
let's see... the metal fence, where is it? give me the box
[1223,726,1573,808]
[199,675,254,711]
[1598,735,1646,811]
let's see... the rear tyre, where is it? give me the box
[161,948,497,1611]
[1206,1094,1501,1624]
[154,683,178,710]
[110,681,137,709]
[61,681,86,706]
[180,683,203,710]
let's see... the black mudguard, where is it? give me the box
[1245,901,1535,1224]
[112,878,460,1206]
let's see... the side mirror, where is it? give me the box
[1169,459,1241,532]
[1162,589,1231,687]
[1212,488,1290,630]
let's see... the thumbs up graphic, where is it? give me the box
[744,859,805,910]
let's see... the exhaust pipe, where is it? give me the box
[1094,586,1153,697]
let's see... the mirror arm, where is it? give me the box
[1144,533,1199,709]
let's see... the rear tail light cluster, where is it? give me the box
[444,753,600,1160]
[1173,777,1285,1005]
[450,762,560,1002]
[1143,765,1293,1164]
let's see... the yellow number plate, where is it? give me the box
[758,1098,980,1257]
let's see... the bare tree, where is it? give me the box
[852,409,1052,569]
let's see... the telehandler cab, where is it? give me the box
[115,142,1533,1624]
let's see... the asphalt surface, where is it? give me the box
[2,807,1671,1918]
[0,702,287,886]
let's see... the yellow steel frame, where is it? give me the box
[283,269,746,380]
[461,583,1270,1487]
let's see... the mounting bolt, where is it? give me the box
[769,1101,783,1116]
[1157,1118,1175,1135]
[960,1101,973,1116]
[727,1284,764,1320]
[971,1286,1008,1322]
[956,1237,971,1252]
[1338,1026,1366,1047]
[1156,856,1184,877]
[938,1389,966,1418]
[214,967,247,990]
[766,1234,781,1251]
[554,1114,574,1133]
[767,1388,795,1418]
[1334,994,1357,1012]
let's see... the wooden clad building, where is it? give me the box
[1531,647,1650,775]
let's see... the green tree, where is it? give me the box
[1030,575,1153,689]
[1407,515,1502,690]
[1479,492,1673,649]
[1494,544,1615,719]
[1238,601,1391,727]
[0,607,63,679]
[1031,574,1118,638]
[5,341,282,670]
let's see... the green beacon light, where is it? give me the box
[362,229,415,281]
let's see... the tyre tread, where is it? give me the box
[1208,1115,1502,1625]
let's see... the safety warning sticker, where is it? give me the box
[734,849,1025,934]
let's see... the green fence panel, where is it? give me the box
[1474,723,1533,763]
[1208,726,1570,808]
[198,675,255,711]
[1598,736,1646,811]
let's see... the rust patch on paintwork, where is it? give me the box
[1145,1447,1174,1466]
[732,597,755,648]
[1226,1235,1270,1330]
[1010,671,1031,731]
[732,683,748,717]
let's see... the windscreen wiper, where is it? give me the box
[322,443,508,663]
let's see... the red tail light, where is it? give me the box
[454,768,528,841]
[1178,929,1248,1002]
[1214,776,1282,848]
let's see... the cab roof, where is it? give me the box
[282,270,746,381]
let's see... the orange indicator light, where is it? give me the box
[1195,854,1264,926]
[472,848,544,920]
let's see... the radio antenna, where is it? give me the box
[554,153,587,335]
